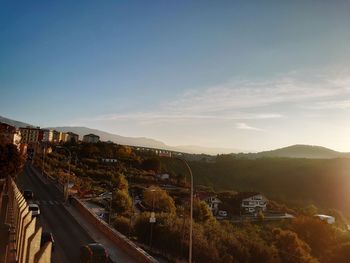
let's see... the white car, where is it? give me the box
[28,203,40,217]
[218,210,228,217]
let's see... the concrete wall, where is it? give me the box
[72,198,158,263]
[0,177,52,263]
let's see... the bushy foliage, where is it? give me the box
[0,143,23,178]
[193,198,214,223]
[143,186,176,213]
[272,228,319,263]
[113,216,132,236]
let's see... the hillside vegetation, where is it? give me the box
[189,156,350,217]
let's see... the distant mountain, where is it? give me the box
[47,126,168,148]
[48,126,239,154]
[234,145,350,159]
[171,145,237,155]
[0,115,33,128]
[3,115,347,157]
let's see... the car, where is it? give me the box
[23,189,34,200]
[28,203,40,217]
[41,232,55,250]
[218,210,228,217]
[80,243,109,263]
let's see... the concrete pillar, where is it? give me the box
[20,217,36,263]
[26,227,42,263]
[35,242,52,263]
[17,210,30,262]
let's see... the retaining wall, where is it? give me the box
[0,177,52,263]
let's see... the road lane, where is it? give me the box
[17,164,94,263]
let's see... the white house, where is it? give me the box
[156,173,170,180]
[196,193,222,215]
[235,192,268,215]
[314,214,335,224]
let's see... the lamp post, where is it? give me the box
[175,157,193,263]
[160,156,193,263]
[149,188,157,248]
[56,146,71,201]
[42,143,46,178]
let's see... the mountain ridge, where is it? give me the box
[2,115,349,157]
[233,144,350,159]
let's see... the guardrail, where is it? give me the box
[0,177,52,263]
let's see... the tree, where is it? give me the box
[272,228,319,263]
[324,242,350,263]
[112,173,128,191]
[141,158,161,173]
[112,190,132,215]
[143,186,176,213]
[0,143,23,179]
[193,198,213,223]
[117,145,132,158]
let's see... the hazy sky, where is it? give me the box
[2,1,350,152]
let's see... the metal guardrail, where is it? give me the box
[0,177,52,263]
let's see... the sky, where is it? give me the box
[1,1,350,152]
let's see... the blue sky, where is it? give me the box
[2,1,350,152]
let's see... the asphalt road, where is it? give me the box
[17,163,94,263]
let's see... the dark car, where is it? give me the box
[41,232,55,250]
[23,189,34,200]
[80,243,109,263]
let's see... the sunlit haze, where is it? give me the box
[2,1,350,152]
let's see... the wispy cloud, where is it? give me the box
[236,122,264,131]
[302,100,350,110]
[78,71,350,126]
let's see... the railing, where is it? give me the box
[0,177,52,263]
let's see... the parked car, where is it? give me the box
[218,210,228,217]
[41,232,55,250]
[80,243,109,263]
[23,189,34,200]
[28,203,40,217]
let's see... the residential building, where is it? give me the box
[83,133,100,143]
[19,127,43,144]
[59,132,67,143]
[196,192,222,215]
[52,130,60,143]
[42,129,54,142]
[66,132,79,143]
[234,192,267,215]
[314,214,335,224]
[156,173,170,180]
[0,122,21,149]
[101,158,118,163]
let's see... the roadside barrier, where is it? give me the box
[0,177,52,263]
[72,197,158,263]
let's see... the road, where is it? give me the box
[17,163,94,263]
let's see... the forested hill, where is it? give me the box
[232,144,350,159]
[189,157,350,217]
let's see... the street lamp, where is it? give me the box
[160,156,193,263]
[148,188,158,248]
[56,146,71,201]
[175,157,193,263]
